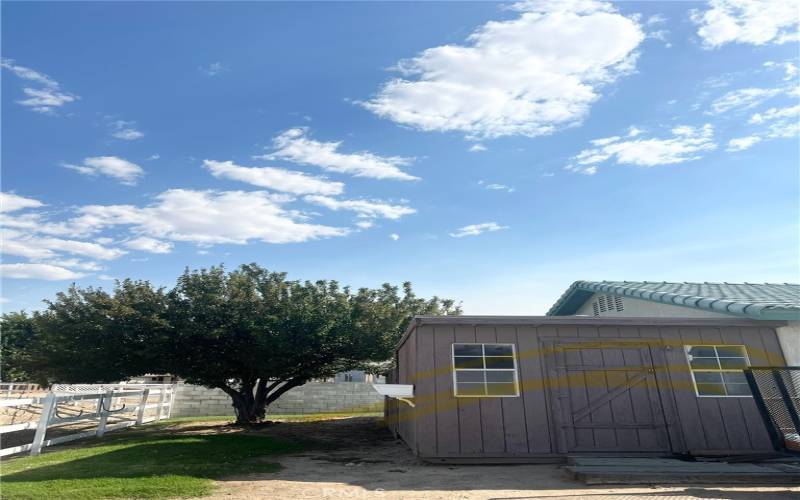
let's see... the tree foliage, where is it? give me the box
[0,264,459,423]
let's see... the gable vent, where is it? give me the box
[591,294,624,316]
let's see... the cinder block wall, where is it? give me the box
[170,381,384,417]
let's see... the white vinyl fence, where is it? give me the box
[0,384,175,457]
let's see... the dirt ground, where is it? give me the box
[192,416,800,500]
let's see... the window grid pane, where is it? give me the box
[685,344,750,398]
[453,343,518,398]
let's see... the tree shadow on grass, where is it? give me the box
[2,433,301,483]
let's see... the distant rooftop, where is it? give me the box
[547,281,800,320]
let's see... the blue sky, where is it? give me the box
[2,1,799,314]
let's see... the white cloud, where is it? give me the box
[147,154,160,160]
[355,220,375,229]
[303,195,416,220]
[627,126,644,137]
[2,230,126,261]
[204,159,344,195]
[726,135,762,151]
[260,128,418,181]
[199,62,227,76]
[765,60,800,80]
[98,274,116,281]
[708,87,783,115]
[765,120,800,138]
[389,233,400,241]
[124,237,173,254]
[73,189,349,244]
[63,156,145,185]
[44,259,104,272]
[1,263,85,281]
[0,193,44,212]
[749,104,800,124]
[110,120,144,140]
[483,182,516,193]
[570,124,716,173]
[360,1,644,139]
[1,58,78,113]
[691,0,800,48]
[468,144,487,152]
[450,222,508,238]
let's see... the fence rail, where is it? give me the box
[0,384,175,457]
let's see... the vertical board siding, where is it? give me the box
[683,327,731,451]
[738,326,785,450]
[415,326,437,457]
[475,326,506,454]
[433,325,460,456]
[496,325,529,453]
[518,325,553,452]
[714,327,754,451]
[401,320,785,460]
[454,325,482,454]
[398,328,417,454]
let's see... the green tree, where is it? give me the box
[0,312,43,383]
[6,280,172,385]
[165,264,458,423]
[1,264,459,423]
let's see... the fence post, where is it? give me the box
[96,390,114,437]
[30,393,57,456]
[165,384,176,419]
[155,387,166,422]
[136,388,150,425]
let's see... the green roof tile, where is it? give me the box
[546,281,800,320]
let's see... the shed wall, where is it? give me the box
[394,320,785,460]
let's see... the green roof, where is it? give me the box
[546,281,800,320]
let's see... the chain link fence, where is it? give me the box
[745,367,800,454]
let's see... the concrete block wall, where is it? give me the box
[171,381,384,417]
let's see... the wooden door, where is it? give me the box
[547,340,674,453]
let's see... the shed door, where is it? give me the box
[548,341,673,453]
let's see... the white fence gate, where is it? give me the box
[0,384,175,457]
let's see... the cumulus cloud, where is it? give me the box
[73,189,349,245]
[568,124,716,173]
[204,159,344,195]
[2,229,126,261]
[449,222,508,238]
[389,233,400,241]
[110,120,144,140]
[0,192,44,212]
[303,195,416,220]
[0,58,78,113]
[63,156,145,185]
[124,237,174,254]
[259,128,417,181]
[0,263,85,280]
[360,0,644,139]
[691,0,800,48]
[726,135,762,151]
[468,144,487,152]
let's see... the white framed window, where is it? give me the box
[452,343,519,397]
[684,345,751,397]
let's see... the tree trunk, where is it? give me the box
[220,378,306,424]
[219,381,264,424]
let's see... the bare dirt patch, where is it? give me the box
[194,416,800,500]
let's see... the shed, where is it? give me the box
[385,315,790,462]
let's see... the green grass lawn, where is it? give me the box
[0,423,302,499]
